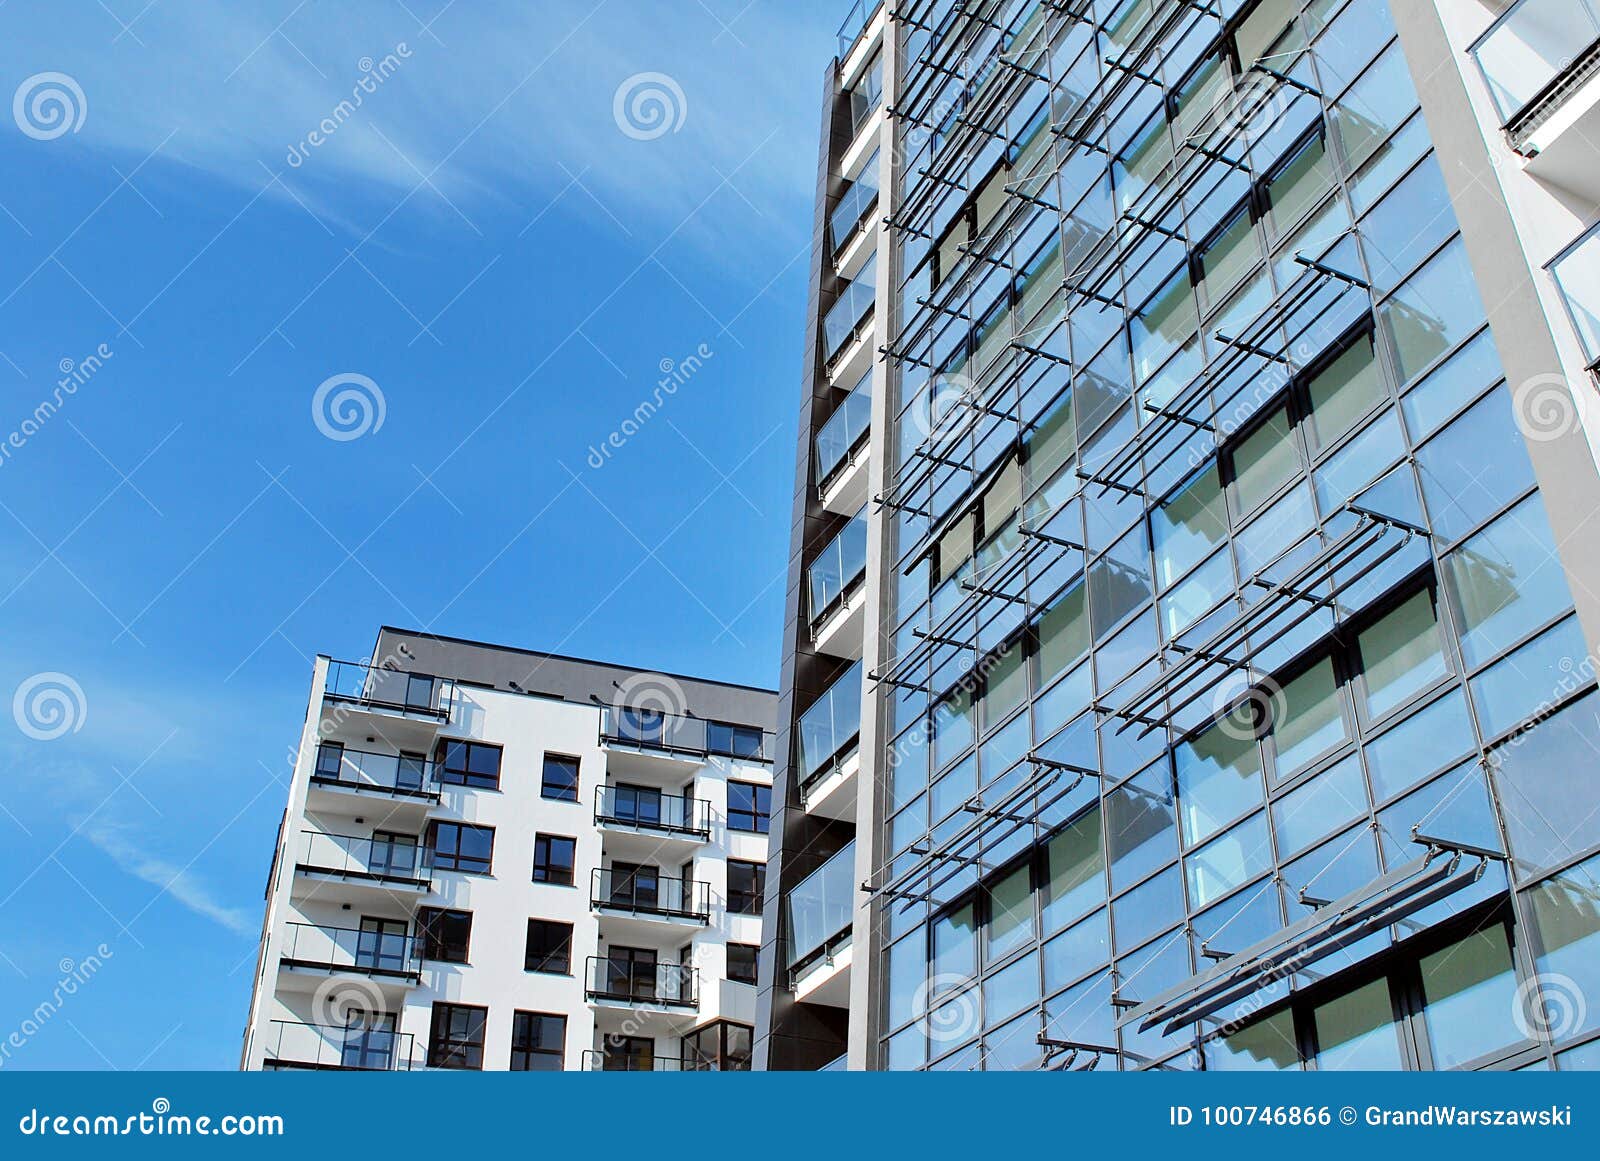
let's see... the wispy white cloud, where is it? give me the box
[79,818,257,938]
[0,0,831,260]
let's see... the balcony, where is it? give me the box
[815,370,872,515]
[591,868,711,941]
[260,1019,415,1072]
[580,1049,690,1071]
[831,149,880,274]
[807,509,868,659]
[836,0,881,60]
[1553,222,1600,370]
[599,707,773,780]
[307,743,439,816]
[275,922,420,1003]
[1472,0,1600,191]
[786,842,855,1008]
[594,785,711,857]
[794,662,863,821]
[823,253,877,378]
[291,830,430,900]
[320,659,455,754]
[585,956,698,1013]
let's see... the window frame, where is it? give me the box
[427,1002,488,1071]
[426,820,495,875]
[540,753,581,802]
[435,739,503,790]
[510,1010,566,1072]
[532,833,577,885]
[524,918,574,975]
[727,860,766,916]
[416,906,472,964]
[727,780,772,833]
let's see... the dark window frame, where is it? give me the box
[532,833,577,885]
[728,860,765,916]
[510,1010,566,1072]
[416,906,472,964]
[435,739,503,790]
[541,753,581,802]
[726,942,759,985]
[426,820,494,875]
[525,918,574,975]
[427,1002,487,1070]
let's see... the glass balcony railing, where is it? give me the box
[808,509,868,628]
[819,1053,847,1071]
[836,0,880,57]
[591,867,711,922]
[1553,222,1600,366]
[815,370,872,486]
[323,659,454,721]
[295,830,427,884]
[845,53,884,139]
[786,841,856,970]
[824,253,877,361]
[599,707,773,762]
[584,956,698,1008]
[795,661,863,788]
[830,151,880,255]
[1471,0,1600,124]
[594,785,711,837]
[279,922,420,976]
[312,743,439,798]
[262,1019,415,1071]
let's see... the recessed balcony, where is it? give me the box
[823,253,877,385]
[591,868,711,941]
[598,707,773,781]
[808,509,868,660]
[794,662,863,820]
[260,1019,415,1072]
[584,956,698,1015]
[319,659,455,753]
[306,743,439,818]
[786,841,855,1008]
[594,785,711,856]
[291,830,431,901]
[275,922,421,996]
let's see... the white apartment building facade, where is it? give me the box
[241,628,776,1072]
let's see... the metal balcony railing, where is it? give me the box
[808,509,868,631]
[312,743,439,798]
[278,922,421,978]
[591,868,711,922]
[323,659,454,721]
[815,370,872,487]
[261,1019,415,1071]
[295,830,428,885]
[786,841,856,971]
[823,253,877,362]
[1552,221,1600,368]
[580,1049,690,1071]
[594,785,711,838]
[1470,0,1600,124]
[836,0,880,58]
[599,707,773,763]
[584,956,698,1009]
[795,661,863,790]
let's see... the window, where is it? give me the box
[1268,658,1348,780]
[602,1035,657,1072]
[728,781,771,833]
[426,821,493,874]
[726,943,759,985]
[313,741,344,780]
[416,907,471,964]
[510,1011,566,1072]
[1358,590,1447,720]
[524,919,573,974]
[540,754,580,802]
[1313,978,1403,1071]
[708,722,764,759]
[427,1003,487,1070]
[1228,407,1298,518]
[683,1021,753,1071]
[532,834,576,885]
[1418,927,1520,1069]
[435,739,502,789]
[728,860,765,915]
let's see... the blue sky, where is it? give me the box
[0,0,835,1070]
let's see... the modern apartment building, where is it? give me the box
[241,628,775,1072]
[758,0,1600,1072]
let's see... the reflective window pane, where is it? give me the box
[1493,693,1600,879]
[1270,658,1348,779]
[1359,589,1447,719]
[1313,979,1404,1070]
[1443,496,1574,668]
[1174,722,1264,847]
[1418,926,1521,1069]
[1528,853,1600,1044]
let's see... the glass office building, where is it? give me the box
[756,0,1600,1072]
